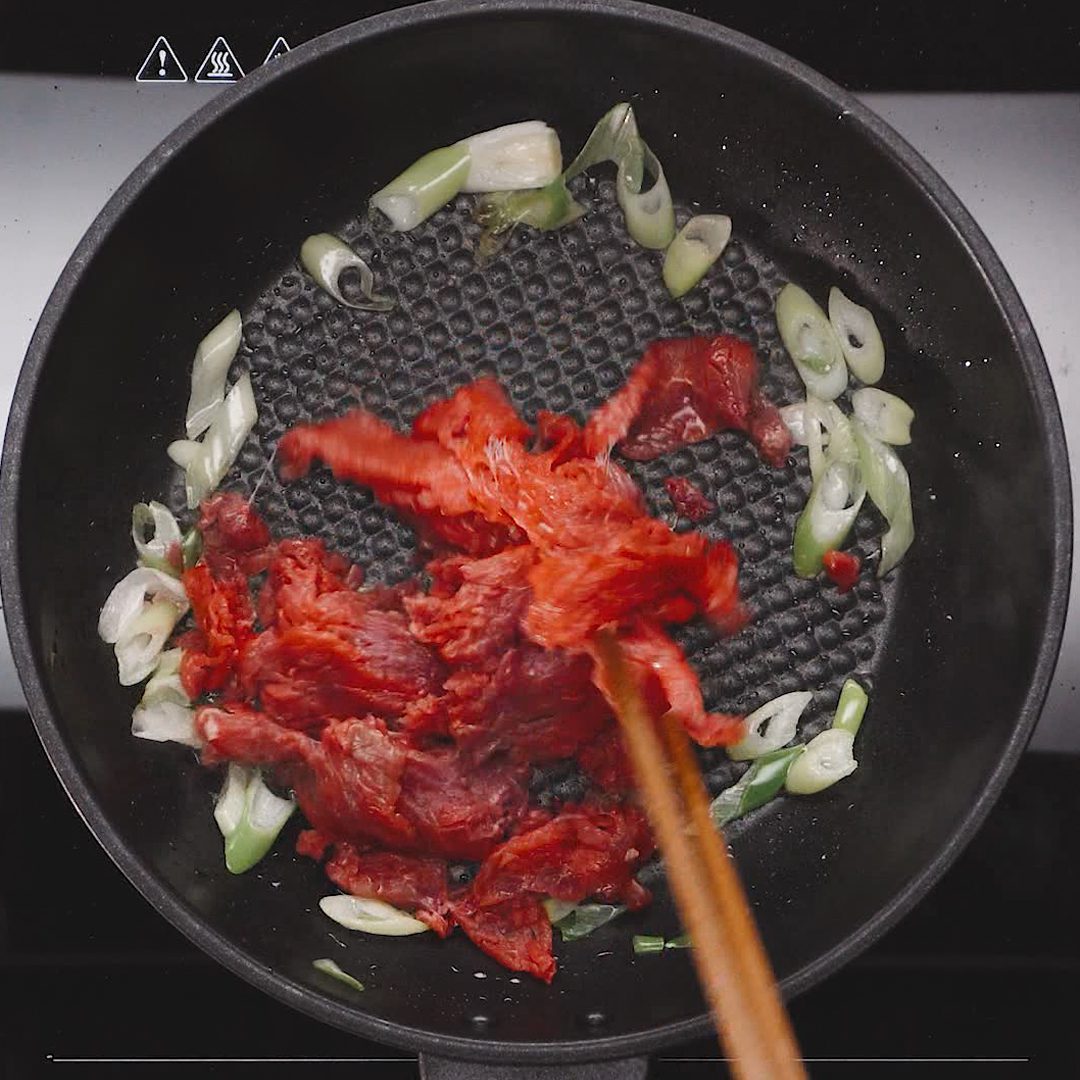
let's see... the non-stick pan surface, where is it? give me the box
[0,0,1070,1067]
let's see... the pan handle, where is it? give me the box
[419,1054,649,1079]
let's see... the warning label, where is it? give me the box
[135,36,188,83]
[194,37,244,83]
[262,37,291,65]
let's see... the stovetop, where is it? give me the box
[2,2,1079,1076]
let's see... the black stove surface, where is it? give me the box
[4,710,1078,1077]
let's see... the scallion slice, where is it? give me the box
[553,903,625,942]
[776,284,848,400]
[542,898,578,925]
[852,387,914,446]
[131,699,198,746]
[616,138,675,250]
[131,501,182,575]
[792,457,867,578]
[183,373,257,509]
[299,233,393,312]
[312,958,365,993]
[852,420,915,577]
[114,598,186,686]
[662,214,732,298]
[214,764,295,874]
[828,287,885,384]
[665,933,692,949]
[370,144,471,231]
[474,179,585,261]
[141,647,186,705]
[459,121,562,193]
[319,894,430,937]
[632,934,666,955]
[167,439,204,470]
[832,679,868,737]
[185,309,242,439]
[98,566,188,645]
[728,691,813,762]
[710,744,806,827]
[784,728,857,795]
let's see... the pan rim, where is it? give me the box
[0,0,1071,1065]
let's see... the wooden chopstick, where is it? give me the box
[593,628,806,1080]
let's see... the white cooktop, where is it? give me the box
[1,78,1078,749]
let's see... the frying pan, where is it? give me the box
[0,0,1070,1074]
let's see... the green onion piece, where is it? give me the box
[832,679,869,737]
[131,699,197,746]
[792,457,867,577]
[115,597,186,686]
[852,420,915,577]
[319,895,430,936]
[299,233,393,313]
[312,958,364,993]
[131,501,183,575]
[710,745,805,826]
[662,214,732,298]
[728,690,813,761]
[142,647,186,705]
[184,373,258,509]
[785,729,857,795]
[616,138,675,250]
[186,310,242,439]
[458,121,562,193]
[98,567,189,646]
[554,903,625,942]
[474,179,585,261]
[563,102,640,181]
[167,439,203,470]
[665,933,692,949]
[181,527,203,570]
[214,764,295,874]
[542,898,578,924]
[632,934,666,955]
[852,387,914,446]
[370,144,471,231]
[828,287,885,385]
[776,284,848,400]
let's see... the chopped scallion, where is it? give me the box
[312,958,364,993]
[185,310,242,439]
[632,934,666,955]
[785,729,857,795]
[728,690,813,761]
[710,744,806,827]
[828,286,885,385]
[299,233,393,313]
[214,764,295,874]
[553,903,625,942]
[662,214,731,298]
[832,679,868,737]
[370,144,471,231]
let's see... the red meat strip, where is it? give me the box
[593,618,744,748]
[583,335,791,467]
[196,707,417,850]
[323,844,451,936]
[240,617,443,730]
[451,894,556,983]
[404,547,535,664]
[277,408,519,556]
[576,724,636,794]
[197,491,273,576]
[525,519,744,650]
[443,644,610,764]
[470,803,654,911]
[664,476,715,522]
[398,746,529,861]
[179,563,256,698]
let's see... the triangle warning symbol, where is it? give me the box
[135,36,188,83]
[195,37,245,83]
[262,37,291,65]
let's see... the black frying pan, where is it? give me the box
[0,1,1070,1074]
